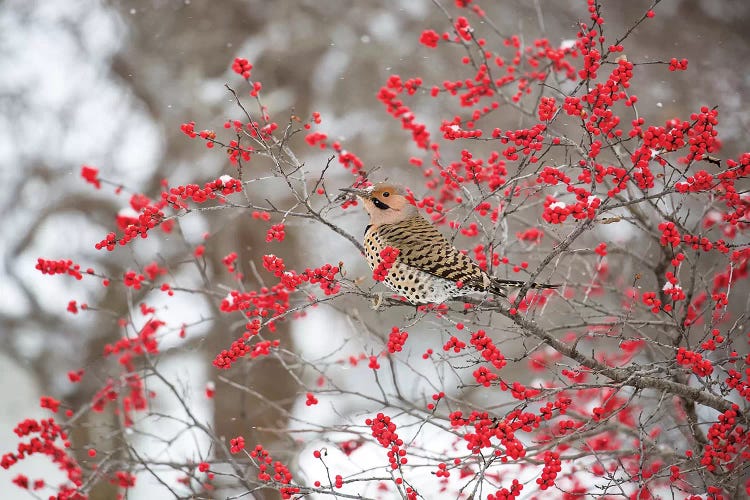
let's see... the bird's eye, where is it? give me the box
[372,198,390,210]
[382,192,390,197]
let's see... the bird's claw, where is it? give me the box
[371,292,384,310]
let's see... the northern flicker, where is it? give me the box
[341,183,558,305]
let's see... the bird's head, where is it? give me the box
[340,183,417,226]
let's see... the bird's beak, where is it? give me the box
[339,187,372,199]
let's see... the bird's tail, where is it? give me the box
[488,277,560,297]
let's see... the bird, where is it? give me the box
[340,183,559,305]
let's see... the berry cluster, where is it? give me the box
[111,471,136,488]
[123,270,145,289]
[725,367,750,403]
[365,413,408,470]
[1,417,83,499]
[40,396,60,413]
[222,252,238,273]
[488,480,523,500]
[231,57,252,79]
[97,319,164,425]
[669,57,688,71]
[80,165,101,189]
[536,451,561,490]
[94,177,242,252]
[676,169,715,193]
[230,436,245,454]
[35,258,85,280]
[700,328,725,352]
[305,263,341,295]
[213,337,280,370]
[373,246,400,282]
[435,461,450,478]
[443,336,467,353]
[161,177,243,209]
[249,445,298,498]
[224,136,254,164]
[676,347,714,377]
[538,96,557,121]
[419,29,439,48]
[387,326,409,353]
[536,166,570,185]
[658,221,681,247]
[95,205,166,250]
[470,329,507,369]
[472,366,498,387]
[377,75,431,149]
[213,256,341,369]
[700,407,747,475]
[449,410,526,459]
[427,391,445,411]
[305,131,328,148]
[265,223,285,242]
[641,291,663,314]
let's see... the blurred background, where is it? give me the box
[1,0,748,498]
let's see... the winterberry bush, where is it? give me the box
[3,0,749,498]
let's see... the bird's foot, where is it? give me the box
[371,292,384,310]
[405,306,421,322]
